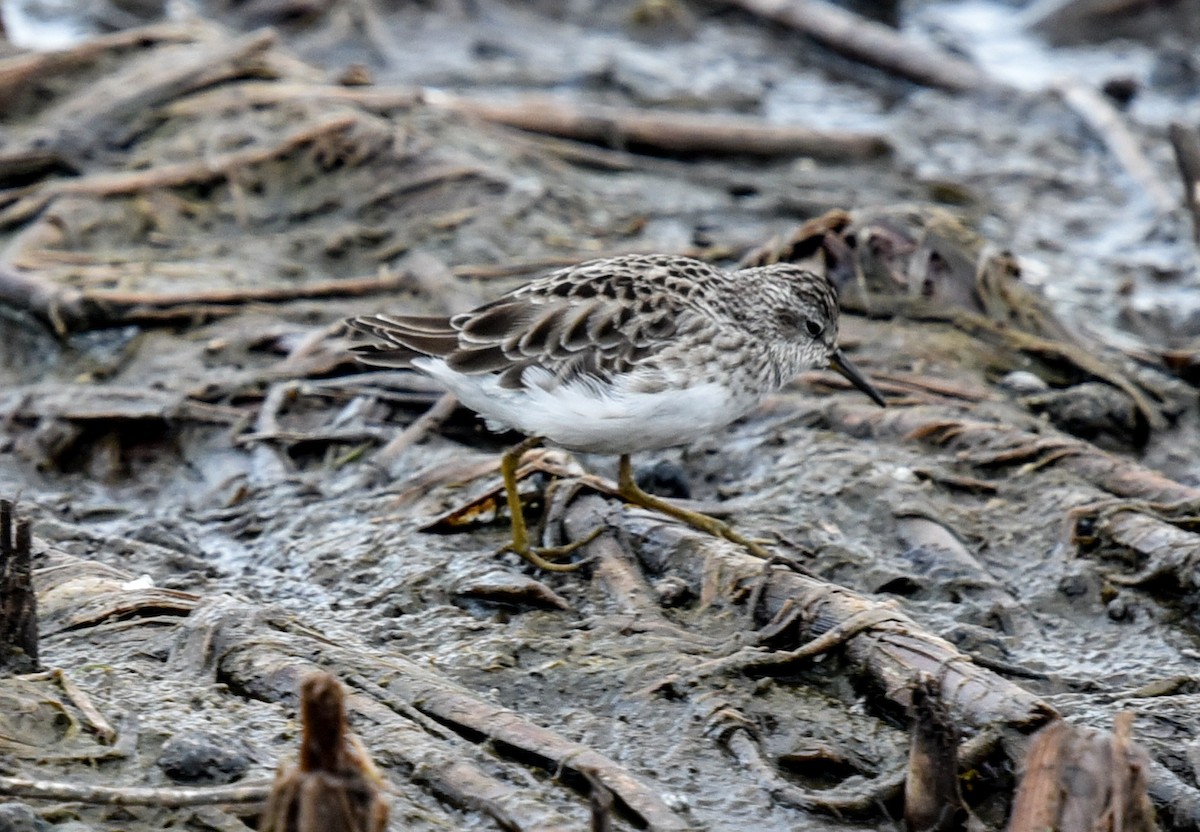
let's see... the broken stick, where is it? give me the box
[0,499,38,673]
[1168,122,1200,244]
[260,672,389,832]
[728,0,995,93]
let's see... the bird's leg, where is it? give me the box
[616,455,774,560]
[498,436,597,572]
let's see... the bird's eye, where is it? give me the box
[804,319,824,337]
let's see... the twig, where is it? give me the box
[51,668,117,744]
[0,263,411,335]
[89,272,411,311]
[236,427,396,446]
[248,382,297,482]
[373,392,459,468]
[726,0,995,93]
[160,81,423,117]
[425,90,892,160]
[1057,81,1176,213]
[718,718,906,815]
[255,383,297,438]
[0,775,271,807]
[0,22,200,103]
[584,769,615,832]
[1169,122,1200,244]
[164,81,890,160]
[0,114,359,229]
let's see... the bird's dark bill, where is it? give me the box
[829,349,886,407]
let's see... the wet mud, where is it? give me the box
[1,2,1199,830]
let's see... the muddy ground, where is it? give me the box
[1,2,1200,830]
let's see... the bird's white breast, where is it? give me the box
[412,358,760,453]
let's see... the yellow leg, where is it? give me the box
[498,437,597,571]
[616,455,773,560]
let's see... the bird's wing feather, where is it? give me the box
[349,255,724,387]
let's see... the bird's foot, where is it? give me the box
[616,455,777,560]
[670,509,776,560]
[712,526,776,561]
[499,526,602,572]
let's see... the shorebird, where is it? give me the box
[349,254,885,570]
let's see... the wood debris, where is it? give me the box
[260,672,389,832]
[0,500,38,673]
[1008,714,1157,832]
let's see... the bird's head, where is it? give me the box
[740,263,886,407]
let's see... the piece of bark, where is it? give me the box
[904,675,969,832]
[1007,713,1157,832]
[1071,503,1200,592]
[260,672,389,832]
[0,500,39,673]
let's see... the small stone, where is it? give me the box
[652,576,692,607]
[1058,573,1090,598]
[453,570,570,610]
[637,460,691,499]
[0,802,45,832]
[1107,597,1132,622]
[997,371,1048,395]
[119,575,154,590]
[156,731,251,784]
[338,64,373,87]
[1101,77,1138,107]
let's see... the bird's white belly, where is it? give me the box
[413,358,759,453]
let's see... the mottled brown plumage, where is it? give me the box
[347,254,883,570]
[350,256,856,431]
